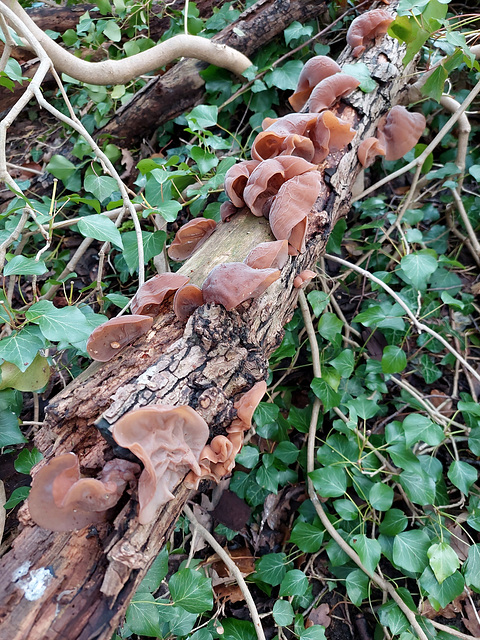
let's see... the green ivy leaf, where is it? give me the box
[0,329,44,372]
[399,468,436,505]
[378,601,409,635]
[342,63,377,92]
[264,60,303,91]
[369,483,394,511]
[255,553,290,586]
[140,547,169,593]
[393,529,430,573]
[235,445,260,469]
[222,618,256,640]
[350,535,381,575]
[273,600,294,626]
[103,20,122,42]
[125,592,162,637]
[421,65,448,102]
[419,567,465,610]
[381,345,407,374]
[46,155,77,183]
[399,252,438,290]
[379,509,408,536]
[4,256,47,276]
[187,105,218,131]
[345,569,369,606]
[310,378,341,412]
[0,410,26,447]
[427,542,459,584]
[279,570,308,596]
[77,214,123,249]
[317,312,343,342]
[26,301,92,343]
[309,466,347,498]
[463,543,480,590]
[330,350,355,378]
[14,447,43,474]
[168,568,213,613]
[190,146,219,175]
[4,486,30,509]
[289,521,324,553]
[122,230,166,274]
[84,174,119,202]
[402,414,444,447]
[448,460,478,495]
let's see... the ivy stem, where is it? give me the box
[183,504,266,640]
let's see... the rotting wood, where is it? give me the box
[97,0,330,146]
[0,22,414,640]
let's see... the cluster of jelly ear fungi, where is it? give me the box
[30,10,429,531]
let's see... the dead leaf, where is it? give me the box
[463,599,480,637]
[421,596,463,620]
[211,489,251,531]
[429,390,454,417]
[210,546,255,578]
[307,603,331,628]
[214,583,245,604]
[447,522,470,561]
[120,148,135,180]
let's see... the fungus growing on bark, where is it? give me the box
[313,110,356,161]
[307,74,360,113]
[244,239,289,270]
[220,201,240,222]
[269,171,324,254]
[224,160,261,207]
[357,136,386,167]
[346,9,393,57]
[243,156,317,217]
[294,269,317,288]
[185,435,237,488]
[251,113,320,162]
[130,273,190,316]
[87,315,153,361]
[111,405,209,524]
[376,105,426,161]
[167,218,217,262]
[28,453,140,531]
[173,284,204,322]
[202,263,281,311]
[289,55,342,112]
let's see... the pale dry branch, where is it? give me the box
[5,0,252,82]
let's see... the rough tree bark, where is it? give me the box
[97,0,330,145]
[0,21,414,640]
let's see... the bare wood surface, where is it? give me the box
[97,0,330,145]
[0,24,413,640]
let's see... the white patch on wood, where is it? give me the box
[11,560,31,580]
[16,566,54,601]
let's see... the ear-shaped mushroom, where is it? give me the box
[346,9,393,58]
[220,201,240,222]
[173,284,204,322]
[312,110,356,162]
[28,453,140,531]
[185,435,237,488]
[233,380,267,427]
[307,74,360,113]
[168,218,217,262]
[269,171,324,255]
[376,105,426,161]
[251,113,320,162]
[289,55,342,112]
[202,263,281,311]
[244,239,289,270]
[243,156,317,217]
[87,315,153,361]
[224,160,261,207]
[112,405,209,524]
[131,273,190,316]
[357,136,386,167]
[294,269,317,288]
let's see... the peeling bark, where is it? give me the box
[0,24,415,640]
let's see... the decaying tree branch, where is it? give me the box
[0,19,417,637]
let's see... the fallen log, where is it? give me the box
[0,23,414,640]
[97,0,330,145]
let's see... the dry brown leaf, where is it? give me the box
[429,390,454,417]
[447,522,470,562]
[307,603,331,628]
[211,546,255,578]
[421,596,463,620]
[214,583,244,604]
[463,599,480,637]
[120,148,135,180]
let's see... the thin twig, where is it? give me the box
[183,505,266,640]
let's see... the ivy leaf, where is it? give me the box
[421,65,448,102]
[427,542,459,584]
[122,230,166,274]
[273,600,294,627]
[14,447,43,474]
[369,483,394,511]
[307,290,329,316]
[84,174,119,202]
[255,553,290,586]
[0,329,44,372]
[168,568,213,613]
[345,569,369,606]
[309,466,347,498]
[77,214,123,249]
[379,509,408,536]
[330,349,355,378]
[264,60,303,90]
[392,529,430,573]
[402,414,444,447]
[46,155,77,182]
[140,547,169,593]
[463,543,480,590]
[125,592,162,637]
[289,522,324,553]
[279,570,308,596]
[342,63,377,92]
[350,535,381,575]
[381,345,407,374]
[103,20,122,42]
[378,601,409,635]
[235,445,260,469]
[318,313,343,342]
[399,252,438,290]
[448,460,478,495]
[0,353,50,392]
[26,301,92,343]
[310,378,341,412]
[399,468,436,505]
[4,256,47,276]
[0,410,26,447]
[187,105,218,131]
[4,486,30,509]
[419,567,465,610]
[222,618,256,640]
